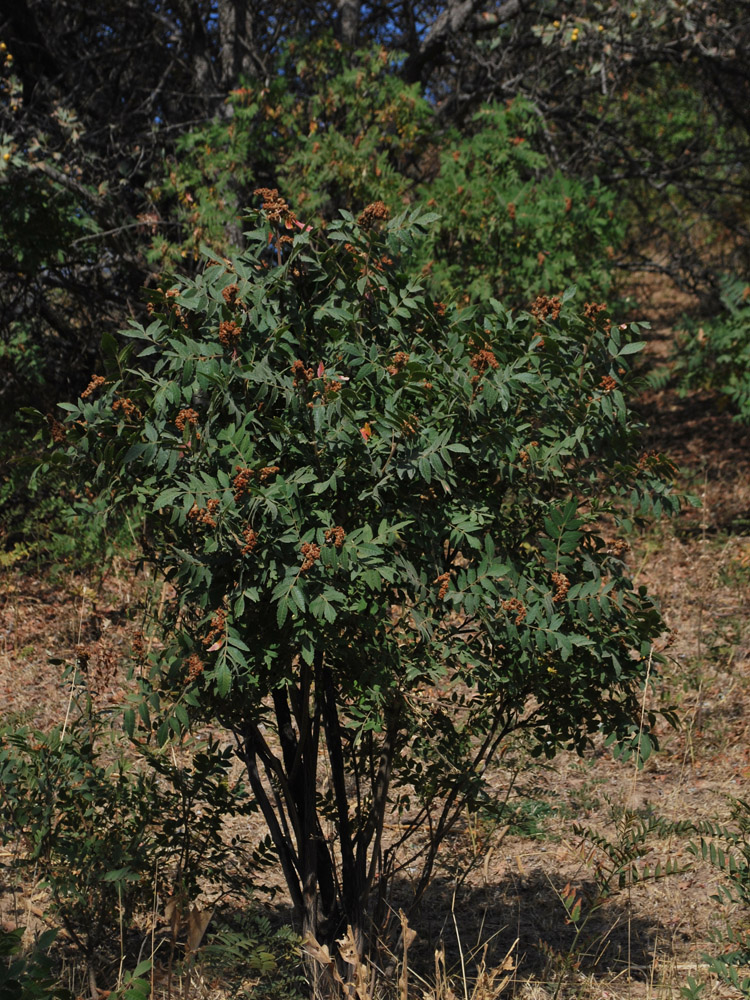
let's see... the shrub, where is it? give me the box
[0,682,254,990]
[686,799,750,997]
[151,46,622,308]
[672,275,750,422]
[418,100,624,306]
[59,199,677,960]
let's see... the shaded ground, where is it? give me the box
[2,277,750,998]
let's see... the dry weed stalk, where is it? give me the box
[303,911,516,1000]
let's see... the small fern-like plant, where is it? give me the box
[687,799,750,997]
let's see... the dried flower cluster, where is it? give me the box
[222,283,239,307]
[607,538,630,558]
[637,450,675,473]
[343,242,365,262]
[48,414,66,443]
[358,200,390,228]
[502,598,527,625]
[241,527,258,555]
[175,408,199,431]
[325,526,346,549]
[185,653,204,683]
[131,632,146,662]
[81,374,106,399]
[188,498,220,528]
[551,571,570,603]
[292,359,315,386]
[583,301,610,330]
[112,397,141,421]
[470,345,500,378]
[74,644,91,670]
[507,202,516,221]
[530,295,562,322]
[219,319,241,348]
[254,187,297,227]
[401,415,419,437]
[300,541,321,572]
[388,351,410,375]
[434,572,451,600]
[233,466,253,501]
[599,374,617,393]
[203,606,226,647]
[164,287,189,328]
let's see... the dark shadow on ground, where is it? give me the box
[633,387,750,532]
[381,868,672,988]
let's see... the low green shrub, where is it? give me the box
[0,928,72,1000]
[686,799,750,997]
[0,679,255,990]
[672,275,750,423]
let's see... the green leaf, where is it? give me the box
[616,341,646,356]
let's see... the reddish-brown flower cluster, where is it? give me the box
[131,632,146,662]
[502,598,527,625]
[321,378,343,400]
[358,200,390,228]
[188,498,220,528]
[233,466,253,501]
[254,187,297,227]
[175,408,199,432]
[259,465,279,480]
[564,197,573,213]
[507,202,516,221]
[433,301,446,317]
[185,653,204,683]
[240,526,258,555]
[47,414,66,443]
[203,606,227,647]
[530,295,562,322]
[81,374,106,399]
[222,283,239,307]
[584,301,611,331]
[551,571,570,603]
[599,374,617,393]
[74,644,91,670]
[292,359,315,386]
[219,319,242,348]
[637,450,675,473]
[401,415,419,437]
[325,526,346,550]
[112,397,141,421]
[434,572,451,600]
[300,541,321,572]
[607,538,630,558]
[136,210,160,235]
[343,242,365,260]
[164,287,189,328]
[388,351,410,375]
[470,346,500,376]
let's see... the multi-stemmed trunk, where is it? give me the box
[234,649,399,962]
